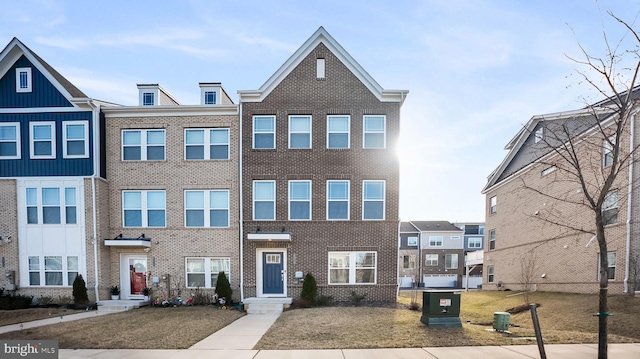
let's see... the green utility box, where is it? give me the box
[420,290,462,327]
[493,312,510,331]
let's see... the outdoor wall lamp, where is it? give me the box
[137,234,145,239]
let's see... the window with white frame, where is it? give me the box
[0,122,20,159]
[328,251,376,284]
[253,181,275,220]
[489,229,496,250]
[122,129,165,161]
[25,186,77,225]
[407,236,418,246]
[363,180,385,220]
[327,115,349,149]
[425,254,438,266]
[204,91,217,105]
[185,128,229,160]
[289,115,311,149]
[63,121,89,158]
[445,253,458,269]
[363,115,386,149]
[327,180,349,220]
[402,255,414,269]
[468,237,482,249]
[603,190,618,225]
[30,122,55,159]
[289,180,311,220]
[185,190,229,227]
[489,196,497,214]
[27,255,78,286]
[603,136,614,167]
[487,265,495,282]
[16,67,32,93]
[142,92,155,106]
[534,127,544,143]
[253,116,275,149]
[428,236,443,247]
[316,58,325,78]
[186,257,230,288]
[123,190,166,227]
[598,252,616,280]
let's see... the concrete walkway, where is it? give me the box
[189,313,280,350]
[0,310,108,334]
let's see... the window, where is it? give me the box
[407,236,418,246]
[598,252,616,280]
[186,257,230,288]
[603,136,614,167]
[327,180,349,220]
[63,121,89,158]
[289,116,311,149]
[363,180,385,220]
[487,265,495,283]
[425,254,438,266]
[30,122,55,159]
[142,92,155,106]
[185,190,229,227]
[16,67,32,92]
[185,128,229,160]
[428,236,443,247]
[122,130,165,161]
[67,256,79,285]
[123,190,166,227]
[317,58,325,78]
[468,237,482,249]
[328,251,376,284]
[402,255,414,269]
[204,91,217,105]
[253,181,275,220]
[25,187,77,225]
[603,191,618,225]
[534,128,544,143]
[28,256,40,286]
[450,236,461,240]
[363,115,386,149]
[65,187,77,224]
[489,196,497,214]
[0,122,20,159]
[253,116,275,149]
[289,180,311,220]
[327,115,349,149]
[489,229,496,250]
[542,166,556,176]
[445,253,458,269]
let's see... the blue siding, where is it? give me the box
[0,112,93,177]
[0,56,73,108]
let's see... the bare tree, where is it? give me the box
[518,251,538,305]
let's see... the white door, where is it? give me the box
[120,254,147,299]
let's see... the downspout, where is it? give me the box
[624,110,637,293]
[396,219,401,298]
[239,102,244,301]
[87,100,100,302]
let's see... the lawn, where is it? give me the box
[254,291,640,349]
[0,308,85,327]
[0,306,244,349]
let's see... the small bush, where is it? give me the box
[37,296,55,306]
[314,295,334,307]
[191,288,210,306]
[57,295,73,305]
[0,295,33,310]
[300,273,318,303]
[409,301,421,311]
[72,274,89,305]
[349,291,367,306]
[290,298,313,309]
[215,272,232,304]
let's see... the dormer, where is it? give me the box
[199,82,234,105]
[137,84,180,106]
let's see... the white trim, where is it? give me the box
[121,129,166,161]
[252,115,276,149]
[185,257,231,289]
[327,180,350,220]
[288,180,312,220]
[253,180,276,220]
[184,128,230,160]
[104,240,150,248]
[120,254,148,299]
[102,105,238,117]
[0,122,21,159]
[428,236,443,247]
[256,248,287,297]
[327,115,350,149]
[15,67,32,93]
[184,189,230,227]
[62,120,89,158]
[247,233,292,241]
[29,121,56,159]
[288,115,312,149]
[363,115,386,149]
[328,251,377,285]
[362,180,385,220]
[316,58,325,79]
[122,190,166,228]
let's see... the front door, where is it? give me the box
[262,252,284,295]
[121,255,147,299]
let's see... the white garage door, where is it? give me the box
[398,276,413,288]
[423,274,457,288]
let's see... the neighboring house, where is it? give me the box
[398,221,420,288]
[455,222,484,290]
[482,90,640,294]
[238,27,408,307]
[410,221,464,288]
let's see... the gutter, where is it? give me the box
[624,110,637,293]
[239,102,244,301]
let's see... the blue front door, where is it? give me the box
[263,252,284,295]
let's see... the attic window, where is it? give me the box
[534,128,544,143]
[317,58,325,79]
[143,92,155,106]
[16,67,32,93]
[204,91,217,105]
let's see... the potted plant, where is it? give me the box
[142,287,151,301]
[110,285,120,300]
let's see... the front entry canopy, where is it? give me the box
[104,233,151,247]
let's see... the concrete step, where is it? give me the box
[243,297,292,315]
[97,299,149,313]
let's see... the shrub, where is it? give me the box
[300,273,318,303]
[0,295,33,310]
[214,272,232,304]
[314,295,334,307]
[349,291,367,306]
[72,274,89,305]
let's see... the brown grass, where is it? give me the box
[0,308,85,326]
[0,306,244,349]
[255,291,640,349]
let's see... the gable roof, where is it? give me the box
[0,37,87,100]
[410,221,462,232]
[399,221,419,233]
[238,27,408,104]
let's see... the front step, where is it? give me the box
[96,299,149,313]
[243,297,292,315]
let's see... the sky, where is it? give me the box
[1,0,638,223]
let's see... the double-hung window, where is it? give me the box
[289,180,311,220]
[16,67,32,92]
[185,128,229,160]
[327,180,349,220]
[489,229,496,250]
[0,123,20,159]
[603,191,618,225]
[122,129,165,161]
[123,190,166,227]
[468,237,482,249]
[363,180,385,220]
[289,115,311,149]
[63,121,89,158]
[30,122,55,159]
[328,251,376,284]
[603,136,614,167]
[363,115,386,148]
[402,255,414,269]
[185,190,229,227]
[489,196,497,214]
[407,236,418,246]
[253,116,275,149]
[428,236,443,247]
[253,181,275,220]
[425,254,438,266]
[186,257,231,288]
[487,265,495,283]
[327,115,349,149]
[27,255,79,287]
[26,187,77,225]
[598,252,616,280]
[445,253,458,269]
